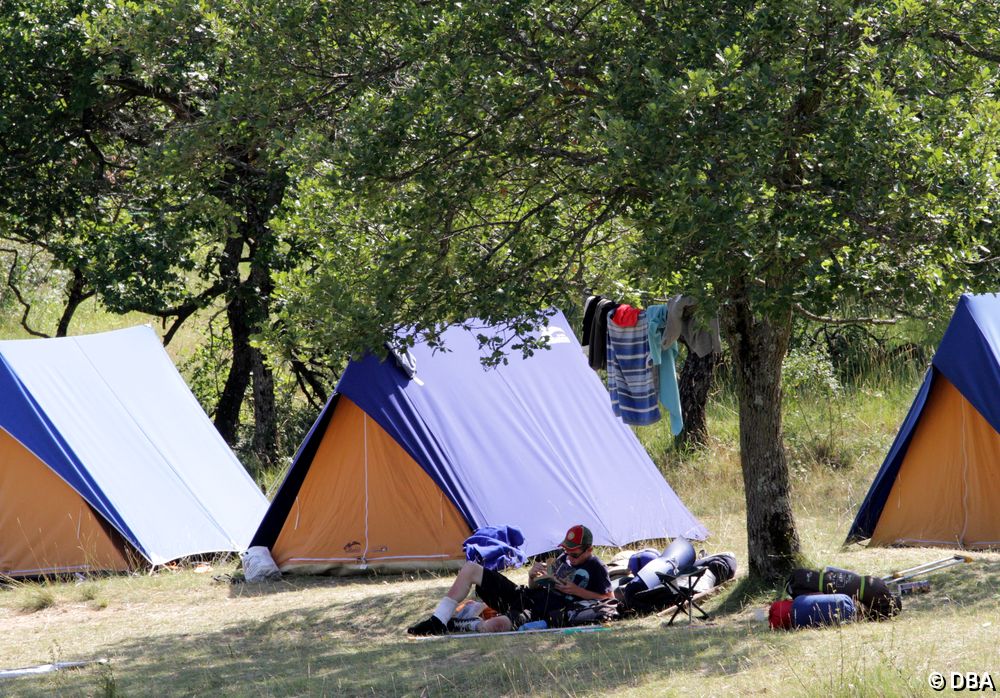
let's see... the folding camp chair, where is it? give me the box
[631,565,712,625]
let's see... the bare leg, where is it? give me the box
[409,562,508,635]
[447,563,515,632]
[445,561,485,602]
[481,615,513,632]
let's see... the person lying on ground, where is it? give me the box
[407,524,613,635]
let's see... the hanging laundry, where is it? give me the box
[588,298,620,370]
[612,304,640,327]
[662,295,723,358]
[646,304,684,436]
[581,294,604,353]
[606,309,660,426]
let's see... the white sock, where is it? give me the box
[432,597,459,624]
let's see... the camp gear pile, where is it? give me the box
[768,555,972,629]
[613,539,737,621]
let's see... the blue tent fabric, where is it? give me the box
[847,293,1000,543]
[932,294,1000,434]
[463,525,528,571]
[258,310,707,558]
[0,326,268,564]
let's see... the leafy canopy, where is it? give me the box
[277,0,1000,360]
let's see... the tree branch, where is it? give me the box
[793,302,898,325]
[105,77,204,122]
[0,248,50,338]
[930,30,1000,63]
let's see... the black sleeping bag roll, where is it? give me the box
[786,566,901,619]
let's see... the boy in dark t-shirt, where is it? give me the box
[408,524,612,635]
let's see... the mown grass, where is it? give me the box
[2,364,998,697]
[2,548,997,697]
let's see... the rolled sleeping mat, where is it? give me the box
[636,538,696,589]
[791,593,856,628]
[627,548,660,576]
[821,567,901,618]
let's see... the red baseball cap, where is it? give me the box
[559,525,593,552]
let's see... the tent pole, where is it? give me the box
[960,397,971,547]
[362,413,370,567]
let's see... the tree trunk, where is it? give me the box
[675,342,719,448]
[55,267,95,337]
[212,163,285,456]
[246,215,279,468]
[250,344,278,468]
[724,296,800,583]
[215,297,253,445]
[213,233,251,445]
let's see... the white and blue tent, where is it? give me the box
[0,326,268,576]
[848,294,1000,548]
[252,310,706,573]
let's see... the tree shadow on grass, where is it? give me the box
[16,558,999,697]
[20,585,777,697]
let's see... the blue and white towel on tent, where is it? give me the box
[463,525,528,571]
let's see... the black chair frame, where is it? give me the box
[631,565,711,625]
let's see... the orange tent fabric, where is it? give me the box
[270,398,470,572]
[0,428,130,575]
[871,376,1000,549]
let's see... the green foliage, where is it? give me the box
[1,0,403,454]
[5,0,1000,577]
[273,0,1000,578]
[180,321,235,422]
[783,347,843,399]
[297,0,1000,329]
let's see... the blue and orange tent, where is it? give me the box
[252,311,707,572]
[0,326,268,575]
[848,294,1000,549]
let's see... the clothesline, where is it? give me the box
[580,294,722,432]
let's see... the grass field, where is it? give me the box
[3,365,999,697]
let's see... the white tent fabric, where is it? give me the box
[0,325,267,564]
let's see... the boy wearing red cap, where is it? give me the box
[408,524,612,635]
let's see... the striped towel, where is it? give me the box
[606,310,661,426]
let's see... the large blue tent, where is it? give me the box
[848,294,1000,548]
[0,326,268,575]
[253,310,707,573]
